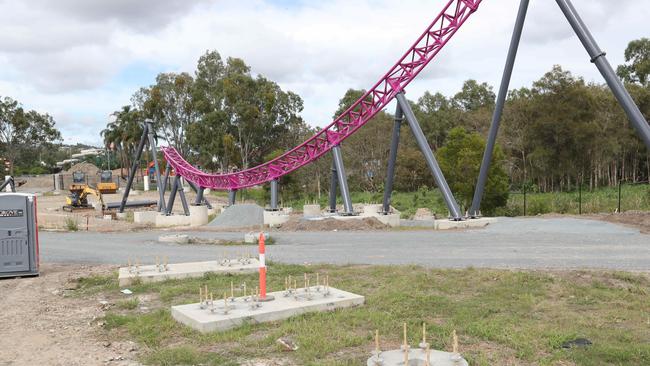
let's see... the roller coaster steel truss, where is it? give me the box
[160,0,650,220]
[162,0,482,191]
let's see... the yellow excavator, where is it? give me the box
[64,171,105,211]
[97,170,118,194]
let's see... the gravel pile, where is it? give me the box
[208,204,265,229]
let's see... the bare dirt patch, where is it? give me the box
[588,210,650,234]
[0,264,140,366]
[276,216,388,231]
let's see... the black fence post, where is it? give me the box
[578,182,582,215]
[618,180,622,213]
[523,183,527,216]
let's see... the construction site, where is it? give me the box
[2,0,650,365]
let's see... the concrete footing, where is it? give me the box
[367,348,468,366]
[118,259,260,287]
[434,217,497,230]
[132,205,209,228]
[172,287,364,333]
[303,204,321,218]
[264,210,290,227]
[244,232,269,244]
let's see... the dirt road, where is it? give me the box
[0,265,139,366]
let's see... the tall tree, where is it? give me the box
[0,96,61,174]
[617,38,650,86]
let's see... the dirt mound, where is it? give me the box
[593,210,650,234]
[65,162,100,175]
[277,216,387,231]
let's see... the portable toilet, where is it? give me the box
[0,193,39,278]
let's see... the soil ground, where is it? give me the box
[0,264,140,366]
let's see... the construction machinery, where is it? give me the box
[65,185,104,212]
[65,172,105,211]
[97,170,118,194]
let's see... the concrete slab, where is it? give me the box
[264,210,290,227]
[434,217,497,230]
[172,287,364,333]
[367,348,468,366]
[118,259,260,287]
[303,204,321,218]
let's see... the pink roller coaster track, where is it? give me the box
[162,0,482,190]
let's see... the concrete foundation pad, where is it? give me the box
[434,217,497,230]
[172,287,364,333]
[367,348,468,366]
[303,204,321,218]
[118,259,260,287]
[264,210,290,227]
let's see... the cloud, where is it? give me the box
[0,0,647,146]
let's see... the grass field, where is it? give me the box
[78,263,650,365]
[215,184,650,219]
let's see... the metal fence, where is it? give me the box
[508,180,650,216]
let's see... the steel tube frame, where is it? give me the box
[165,175,179,215]
[146,120,165,212]
[270,179,279,211]
[470,0,529,217]
[332,145,353,215]
[119,123,149,213]
[177,177,190,216]
[328,160,338,213]
[382,103,404,214]
[396,92,463,220]
[556,0,650,149]
[0,176,15,192]
[228,190,237,206]
[195,186,205,205]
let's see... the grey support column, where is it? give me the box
[328,159,338,213]
[194,186,205,205]
[146,120,165,212]
[470,0,529,217]
[382,103,404,214]
[177,178,190,216]
[270,179,279,210]
[161,165,170,192]
[228,190,237,206]
[556,0,650,149]
[119,123,149,213]
[332,145,353,215]
[396,92,463,220]
[165,176,179,215]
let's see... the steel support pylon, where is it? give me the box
[382,103,404,215]
[332,145,354,215]
[228,190,237,206]
[328,160,338,213]
[556,0,650,149]
[146,120,166,212]
[396,92,463,220]
[119,123,149,213]
[470,0,529,217]
[270,179,279,211]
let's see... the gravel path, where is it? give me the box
[40,217,649,271]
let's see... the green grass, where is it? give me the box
[255,184,650,219]
[82,264,650,365]
[65,217,79,231]
[506,184,650,216]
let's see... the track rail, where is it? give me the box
[163,0,482,190]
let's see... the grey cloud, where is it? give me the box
[36,0,211,31]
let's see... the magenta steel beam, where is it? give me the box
[162,0,483,191]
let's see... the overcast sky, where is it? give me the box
[0,0,647,147]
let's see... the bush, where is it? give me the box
[65,218,79,231]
